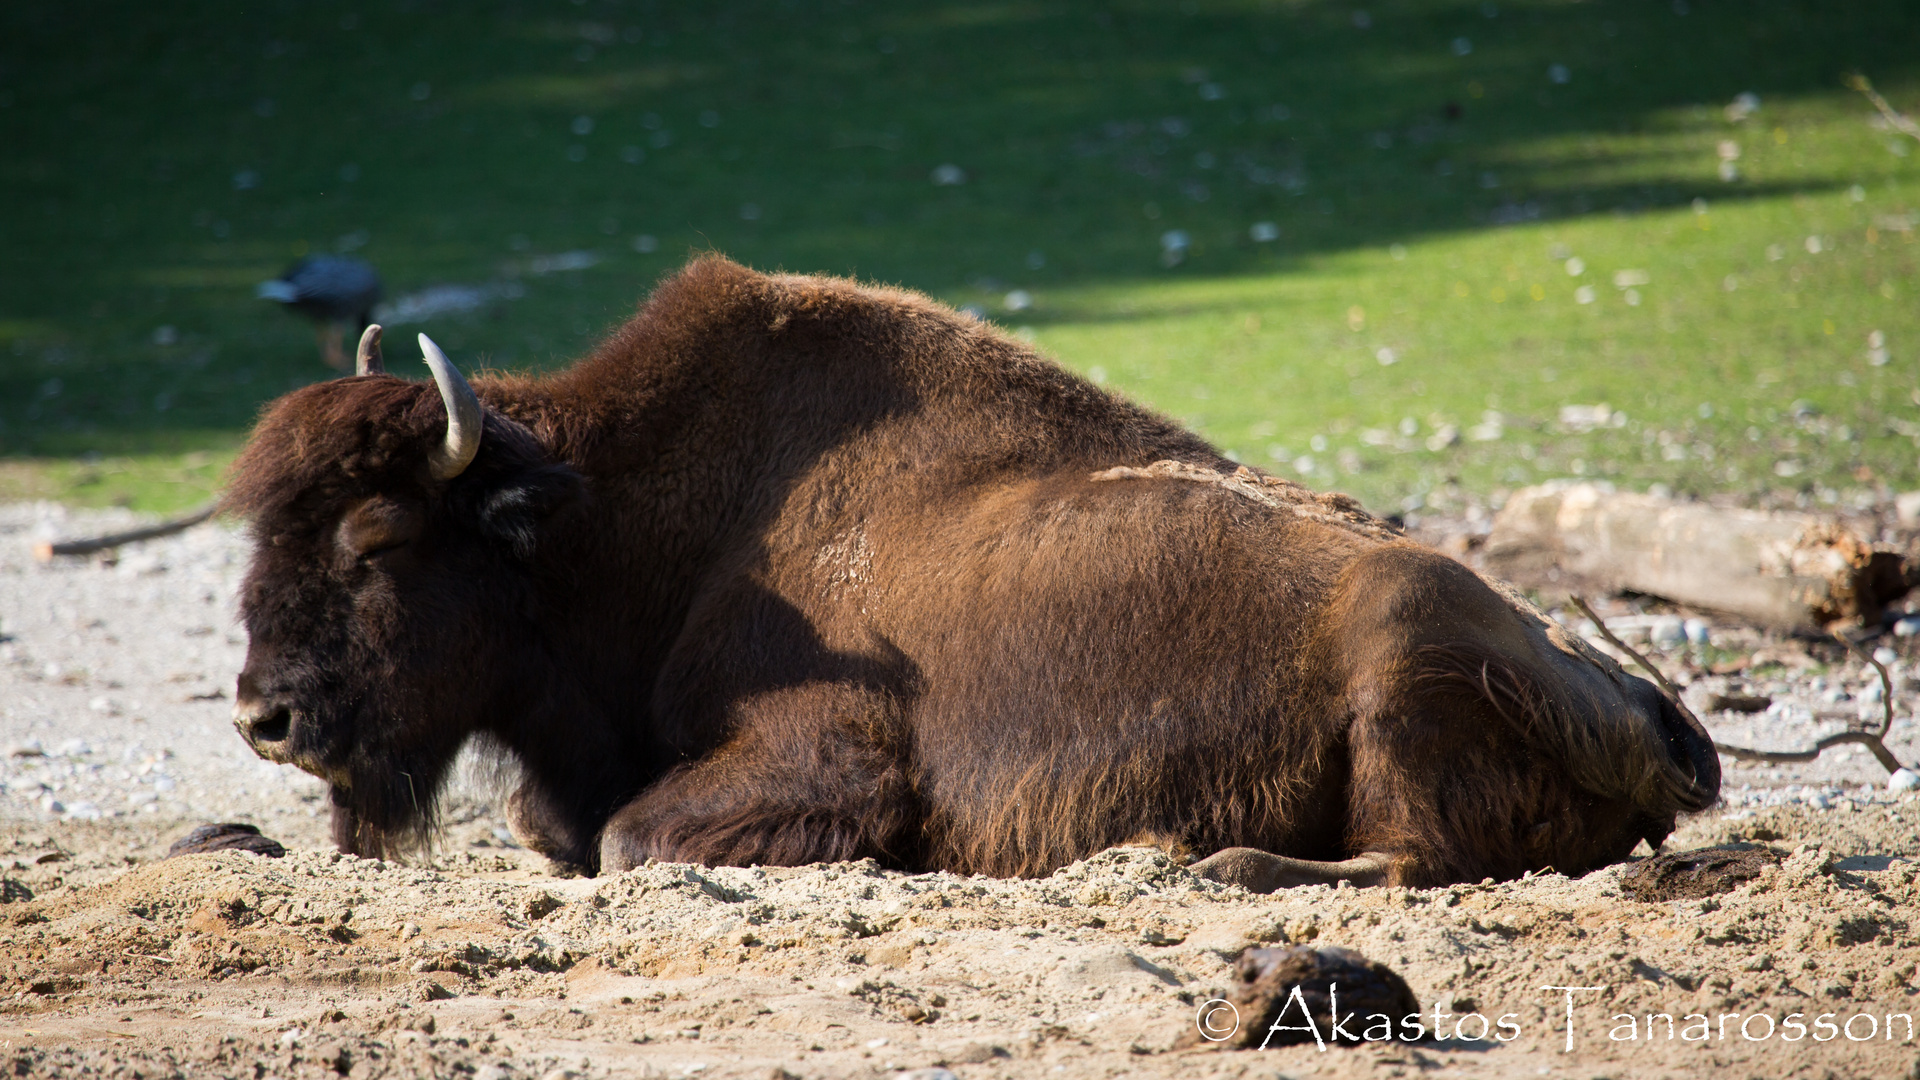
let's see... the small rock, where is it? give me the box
[474,1066,512,1080]
[7,739,44,758]
[1808,793,1831,810]
[1894,616,1920,638]
[0,878,32,904]
[1890,768,1920,793]
[167,823,287,859]
[1180,945,1417,1049]
[539,1070,579,1080]
[1896,490,1920,524]
[1782,844,1836,879]
[309,1043,352,1075]
[1873,646,1899,666]
[1683,618,1710,646]
[1650,616,1685,649]
[948,1043,1010,1064]
[894,1070,960,1080]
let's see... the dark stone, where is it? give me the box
[0,878,31,904]
[1618,844,1781,902]
[1184,945,1420,1049]
[166,823,287,859]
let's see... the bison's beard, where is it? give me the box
[324,731,516,861]
[327,758,445,862]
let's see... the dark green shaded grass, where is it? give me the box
[1,0,1917,513]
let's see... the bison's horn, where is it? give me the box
[355,324,385,376]
[420,333,483,481]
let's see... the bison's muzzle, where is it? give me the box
[232,672,327,778]
[233,705,292,760]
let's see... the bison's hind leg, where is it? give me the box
[1188,848,1394,893]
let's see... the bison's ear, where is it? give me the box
[469,462,584,559]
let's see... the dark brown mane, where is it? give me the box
[223,376,442,523]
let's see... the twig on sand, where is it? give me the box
[1848,73,1920,144]
[31,503,217,562]
[1568,595,1909,777]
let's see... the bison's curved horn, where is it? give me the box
[355,324,385,376]
[419,333,483,481]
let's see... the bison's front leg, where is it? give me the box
[599,682,919,874]
[506,783,597,877]
[1188,848,1395,892]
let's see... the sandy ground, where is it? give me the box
[2,503,1918,1080]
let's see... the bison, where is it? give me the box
[226,255,1718,890]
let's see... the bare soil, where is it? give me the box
[3,504,1918,1080]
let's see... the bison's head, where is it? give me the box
[1462,578,1724,878]
[1337,548,1721,886]
[225,329,583,858]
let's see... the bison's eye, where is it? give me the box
[357,536,409,561]
[336,496,424,561]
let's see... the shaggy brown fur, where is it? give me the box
[225,255,1718,886]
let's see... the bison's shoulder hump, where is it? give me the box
[633,255,959,338]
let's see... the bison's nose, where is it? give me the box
[233,671,296,760]
[233,699,294,757]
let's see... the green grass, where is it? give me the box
[3,0,1918,514]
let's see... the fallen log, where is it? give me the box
[1483,482,1908,631]
[31,503,217,562]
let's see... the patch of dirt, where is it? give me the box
[1,819,1917,1079]
[4,504,1920,1079]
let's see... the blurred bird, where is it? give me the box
[256,255,383,370]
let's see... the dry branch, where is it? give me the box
[1849,73,1920,144]
[31,503,217,562]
